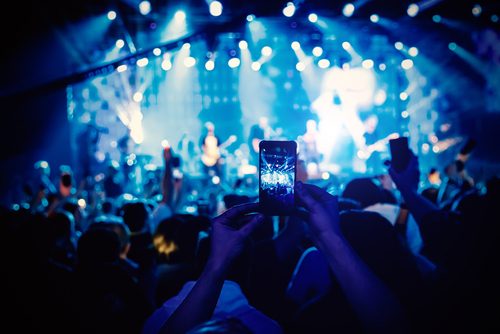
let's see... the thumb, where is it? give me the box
[295,181,318,212]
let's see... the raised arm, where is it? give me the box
[160,147,173,207]
[159,203,264,334]
[295,182,409,334]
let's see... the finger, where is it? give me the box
[302,184,336,204]
[232,214,258,229]
[294,208,310,222]
[220,202,259,220]
[239,214,265,236]
[295,181,319,212]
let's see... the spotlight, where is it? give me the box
[139,1,151,15]
[402,110,409,117]
[210,1,223,17]
[309,13,318,22]
[400,92,408,101]
[362,59,374,69]
[407,4,419,17]
[116,39,125,48]
[205,60,215,71]
[117,65,127,72]
[183,43,191,49]
[283,3,295,17]
[472,5,482,17]
[433,15,441,23]
[184,57,196,67]
[239,40,248,49]
[395,42,403,50]
[408,47,418,57]
[228,58,240,68]
[251,62,261,71]
[162,60,172,70]
[247,14,255,22]
[433,146,440,153]
[312,46,323,57]
[379,63,386,71]
[296,62,305,71]
[108,11,117,20]
[448,42,457,51]
[318,59,330,68]
[153,48,162,56]
[342,63,350,70]
[175,11,186,22]
[370,14,379,23]
[343,3,355,17]
[492,15,499,23]
[342,41,351,50]
[261,46,272,56]
[133,92,143,102]
[212,175,220,184]
[137,58,149,67]
[291,41,300,50]
[161,140,169,147]
[401,59,413,69]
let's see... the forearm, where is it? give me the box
[161,164,173,205]
[320,234,409,334]
[159,262,229,334]
[399,189,438,224]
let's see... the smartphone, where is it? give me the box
[259,140,297,216]
[390,137,411,173]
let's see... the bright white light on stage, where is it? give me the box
[409,47,418,57]
[184,57,196,67]
[395,42,403,50]
[407,4,419,17]
[78,199,86,208]
[343,3,355,17]
[212,175,220,184]
[175,11,186,22]
[210,1,223,16]
[362,59,374,69]
[342,42,351,50]
[108,11,117,20]
[261,46,272,56]
[313,46,323,57]
[117,65,128,72]
[400,92,408,101]
[309,14,318,22]
[322,172,330,180]
[153,48,162,56]
[162,60,172,70]
[433,146,440,153]
[116,39,125,48]
[183,43,191,49]
[433,15,441,23]
[492,15,499,23]
[318,59,330,68]
[296,62,305,71]
[239,40,248,49]
[137,58,149,67]
[291,41,300,50]
[247,14,255,22]
[161,140,169,147]
[342,63,350,70]
[402,59,413,69]
[472,5,482,17]
[139,1,151,15]
[283,3,295,17]
[228,58,240,68]
[402,110,409,117]
[205,60,215,71]
[422,143,429,151]
[251,62,261,71]
[111,141,117,148]
[379,63,386,71]
[448,42,457,51]
[370,14,379,23]
[133,92,143,102]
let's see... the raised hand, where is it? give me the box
[388,151,420,194]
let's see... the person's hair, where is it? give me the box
[106,223,131,254]
[153,216,184,264]
[120,201,151,234]
[338,197,361,212]
[101,198,117,215]
[342,178,386,208]
[185,317,254,334]
[47,210,75,241]
[421,187,439,204]
[62,199,80,218]
[176,216,211,267]
[223,194,250,210]
[77,228,120,267]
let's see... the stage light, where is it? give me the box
[342,41,351,50]
[318,59,330,68]
[78,199,86,208]
[205,60,215,71]
[183,43,191,49]
[212,175,220,184]
[175,11,186,22]
[161,140,169,147]
[210,1,223,16]
[184,57,196,67]
[395,42,403,50]
[492,15,499,22]
[422,143,429,151]
[379,63,386,71]
[362,59,374,69]
[108,11,117,20]
[291,41,300,50]
[296,62,305,71]
[407,4,419,17]
[228,58,240,68]
[472,5,482,17]
[309,13,318,22]
[153,48,161,56]
[433,15,441,23]
[409,47,418,57]
[400,92,408,100]
[117,65,128,72]
[343,63,350,70]
[343,3,355,17]
[402,110,409,117]
[137,58,149,67]
[133,92,143,102]
[239,40,248,49]
[312,46,323,57]
[116,39,125,48]
[162,60,172,70]
[283,3,295,17]
[370,14,379,23]
[433,146,440,153]
[247,14,255,22]
[139,1,151,15]
[401,59,413,69]
[261,46,272,56]
[251,62,261,71]
[322,172,330,180]
[448,42,457,51]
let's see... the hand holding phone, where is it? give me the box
[390,137,411,173]
[259,141,297,216]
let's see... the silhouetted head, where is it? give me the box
[120,201,152,234]
[77,228,120,267]
[342,178,385,208]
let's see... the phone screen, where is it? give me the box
[259,141,297,216]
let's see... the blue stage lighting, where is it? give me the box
[139,1,151,15]
[210,1,223,17]
[370,14,379,23]
[108,11,117,20]
[309,14,318,22]
[433,15,441,23]
[343,4,355,17]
